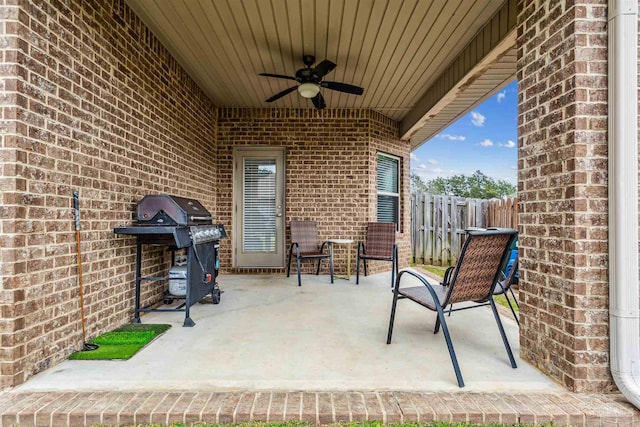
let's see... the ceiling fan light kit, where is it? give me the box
[298,82,320,98]
[260,55,364,109]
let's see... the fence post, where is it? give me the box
[450,197,459,265]
[410,193,417,263]
[423,194,431,264]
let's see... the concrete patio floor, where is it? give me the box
[18,271,557,393]
[1,271,639,426]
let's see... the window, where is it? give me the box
[377,153,400,231]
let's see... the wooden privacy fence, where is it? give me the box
[411,193,518,266]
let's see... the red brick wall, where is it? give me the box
[517,0,611,392]
[216,108,410,276]
[0,0,216,387]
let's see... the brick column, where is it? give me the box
[517,0,611,391]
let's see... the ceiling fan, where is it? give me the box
[259,55,364,109]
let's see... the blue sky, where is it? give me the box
[410,80,518,185]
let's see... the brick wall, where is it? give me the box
[0,0,216,388]
[216,108,410,276]
[517,0,611,391]
[0,0,411,389]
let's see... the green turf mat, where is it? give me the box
[92,331,156,346]
[68,324,171,360]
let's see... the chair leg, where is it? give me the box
[287,244,294,278]
[329,244,334,284]
[356,252,361,285]
[390,255,396,288]
[395,247,399,278]
[363,259,368,276]
[434,305,464,387]
[296,247,302,287]
[490,299,517,368]
[495,281,519,325]
[315,258,321,275]
[391,245,398,288]
[502,293,520,326]
[387,285,401,344]
[510,287,520,308]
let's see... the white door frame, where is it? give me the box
[232,146,286,268]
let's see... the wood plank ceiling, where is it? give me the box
[125,0,515,145]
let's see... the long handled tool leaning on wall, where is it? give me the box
[73,191,98,351]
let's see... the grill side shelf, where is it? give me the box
[113,226,192,248]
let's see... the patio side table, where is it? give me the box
[328,239,354,280]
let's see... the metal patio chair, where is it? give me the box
[356,222,398,287]
[386,228,518,387]
[287,221,334,286]
[442,248,520,325]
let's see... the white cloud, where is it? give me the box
[498,140,516,148]
[428,158,438,165]
[418,164,428,169]
[497,90,506,103]
[437,133,466,141]
[480,139,493,147]
[410,153,419,161]
[470,111,485,127]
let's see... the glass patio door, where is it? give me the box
[233,147,285,267]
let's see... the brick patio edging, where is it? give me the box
[0,390,637,427]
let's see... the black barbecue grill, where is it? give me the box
[114,195,227,326]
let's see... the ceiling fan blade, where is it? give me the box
[313,60,336,78]
[266,86,298,102]
[321,81,364,95]
[259,73,297,81]
[311,92,326,110]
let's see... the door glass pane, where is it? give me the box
[243,159,276,252]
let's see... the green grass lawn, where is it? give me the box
[420,265,450,278]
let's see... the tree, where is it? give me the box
[410,172,430,193]
[417,170,516,199]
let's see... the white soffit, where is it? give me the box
[124,0,512,125]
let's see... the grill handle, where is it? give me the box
[189,215,213,222]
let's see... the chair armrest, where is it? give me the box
[288,242,300,260]
[394,268,446,308]
[441,266,455,286]
[357,241,365,255]
[320,241,331,255]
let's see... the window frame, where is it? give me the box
[376,152,400,231]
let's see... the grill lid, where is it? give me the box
[136,195,213,226]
